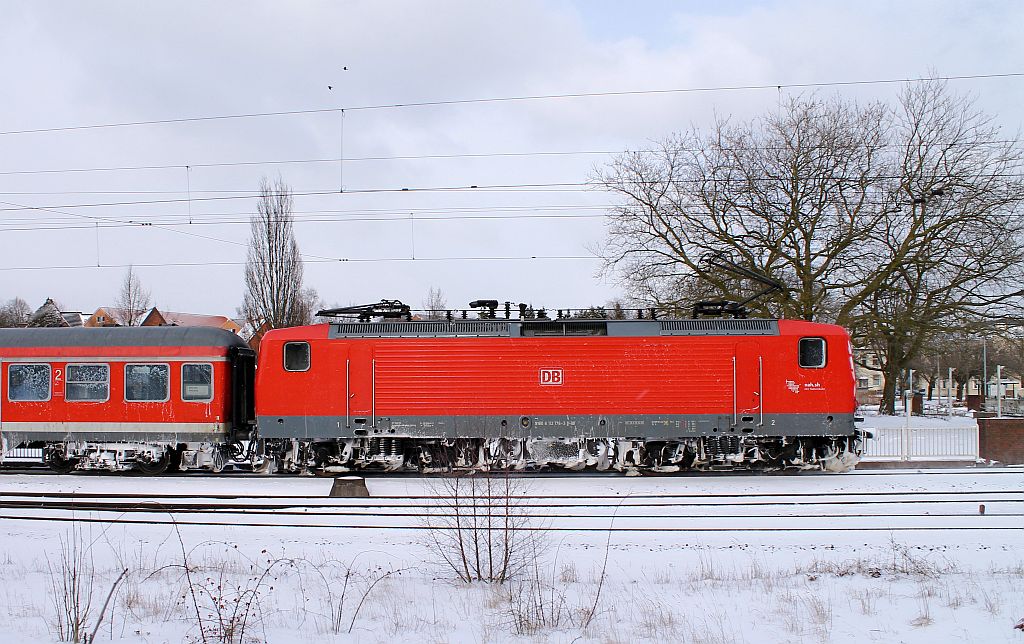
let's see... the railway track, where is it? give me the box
[0,488,1020,533]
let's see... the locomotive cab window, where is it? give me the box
[284,342,310,372]
[182,363,213,402]
[799,337,827,368]
[125,364,170,402]
[66,364,109,402]
[7,363,51,401]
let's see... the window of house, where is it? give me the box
[8,364,51,401]
[66,364,109,402]
[125,364,170,402]
[284,342,310,372]
[182,363,213,402]
[799,338,827,368]
[858,377,869,389]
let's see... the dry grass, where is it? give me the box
[9,526,1018,644]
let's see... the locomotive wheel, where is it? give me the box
[47,456,77,474]
[136,456,170,476]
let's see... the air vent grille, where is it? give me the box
[330,322,511,337]
[659,319,778,335]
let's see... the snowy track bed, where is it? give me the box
[1,470,1022,642]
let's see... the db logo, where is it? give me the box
[539,368,563,386]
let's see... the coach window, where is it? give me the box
[7,364,51,401]
[182,363,213,402]
[284,342,310,372]
[125,364,170,402]
[799,337,827,368]
[66,364,109,402]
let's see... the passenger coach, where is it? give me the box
[0,327,255,472]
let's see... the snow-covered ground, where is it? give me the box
[1,470,1022,643]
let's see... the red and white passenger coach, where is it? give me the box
[0,327,255,472]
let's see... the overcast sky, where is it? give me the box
[1,0,1022,318]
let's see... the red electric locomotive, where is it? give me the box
[0,327,255,472]
[256,316,862,473]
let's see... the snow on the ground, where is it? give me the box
[1,470,1022,643]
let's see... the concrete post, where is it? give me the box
[330,476,370,497]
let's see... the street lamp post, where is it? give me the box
[982,337,988,404]
[996,364,1004,418]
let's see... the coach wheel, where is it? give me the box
[136,457,170,476]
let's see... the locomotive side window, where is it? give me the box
[284,342,310,372]
[66,364,109,402]
[125,364,170,402]
[7,364,51,401]
[182,363,213,402]
[799,337,827,368]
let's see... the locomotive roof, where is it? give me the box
[324,318,789,338]
[0,326,250,349]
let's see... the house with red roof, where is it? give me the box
[140,308,242,334]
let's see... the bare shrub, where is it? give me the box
[47,522,128,643]
[851,588,879,615]
[910,586,934,627]
[308,559,408,635]
[633,594,684,640]
[558,562,579,584]
[797,539,957,580]
[887,539,958,578]
[503,561,573,636]
[803,593,833,638]
[167,527,291,644]
[423,471,545,584]
[48,523,95,643]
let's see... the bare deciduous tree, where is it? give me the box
[113,266,151,326]
[0,297,31,327]
[847,81,1024,412]
[421,286,448,320]
[598,94,890,321]
[242,177,314,330]
[598,80,1024,413]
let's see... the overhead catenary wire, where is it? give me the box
[0,197,1006,235]
[1,138,1021,177]
[0,199,338,263]
[0,255,601,272]
[0,71,1020,137]
[2,72,1020,281]
[2,170,1023,211]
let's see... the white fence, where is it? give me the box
[1,447,44,464]
[861,424,979,461]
